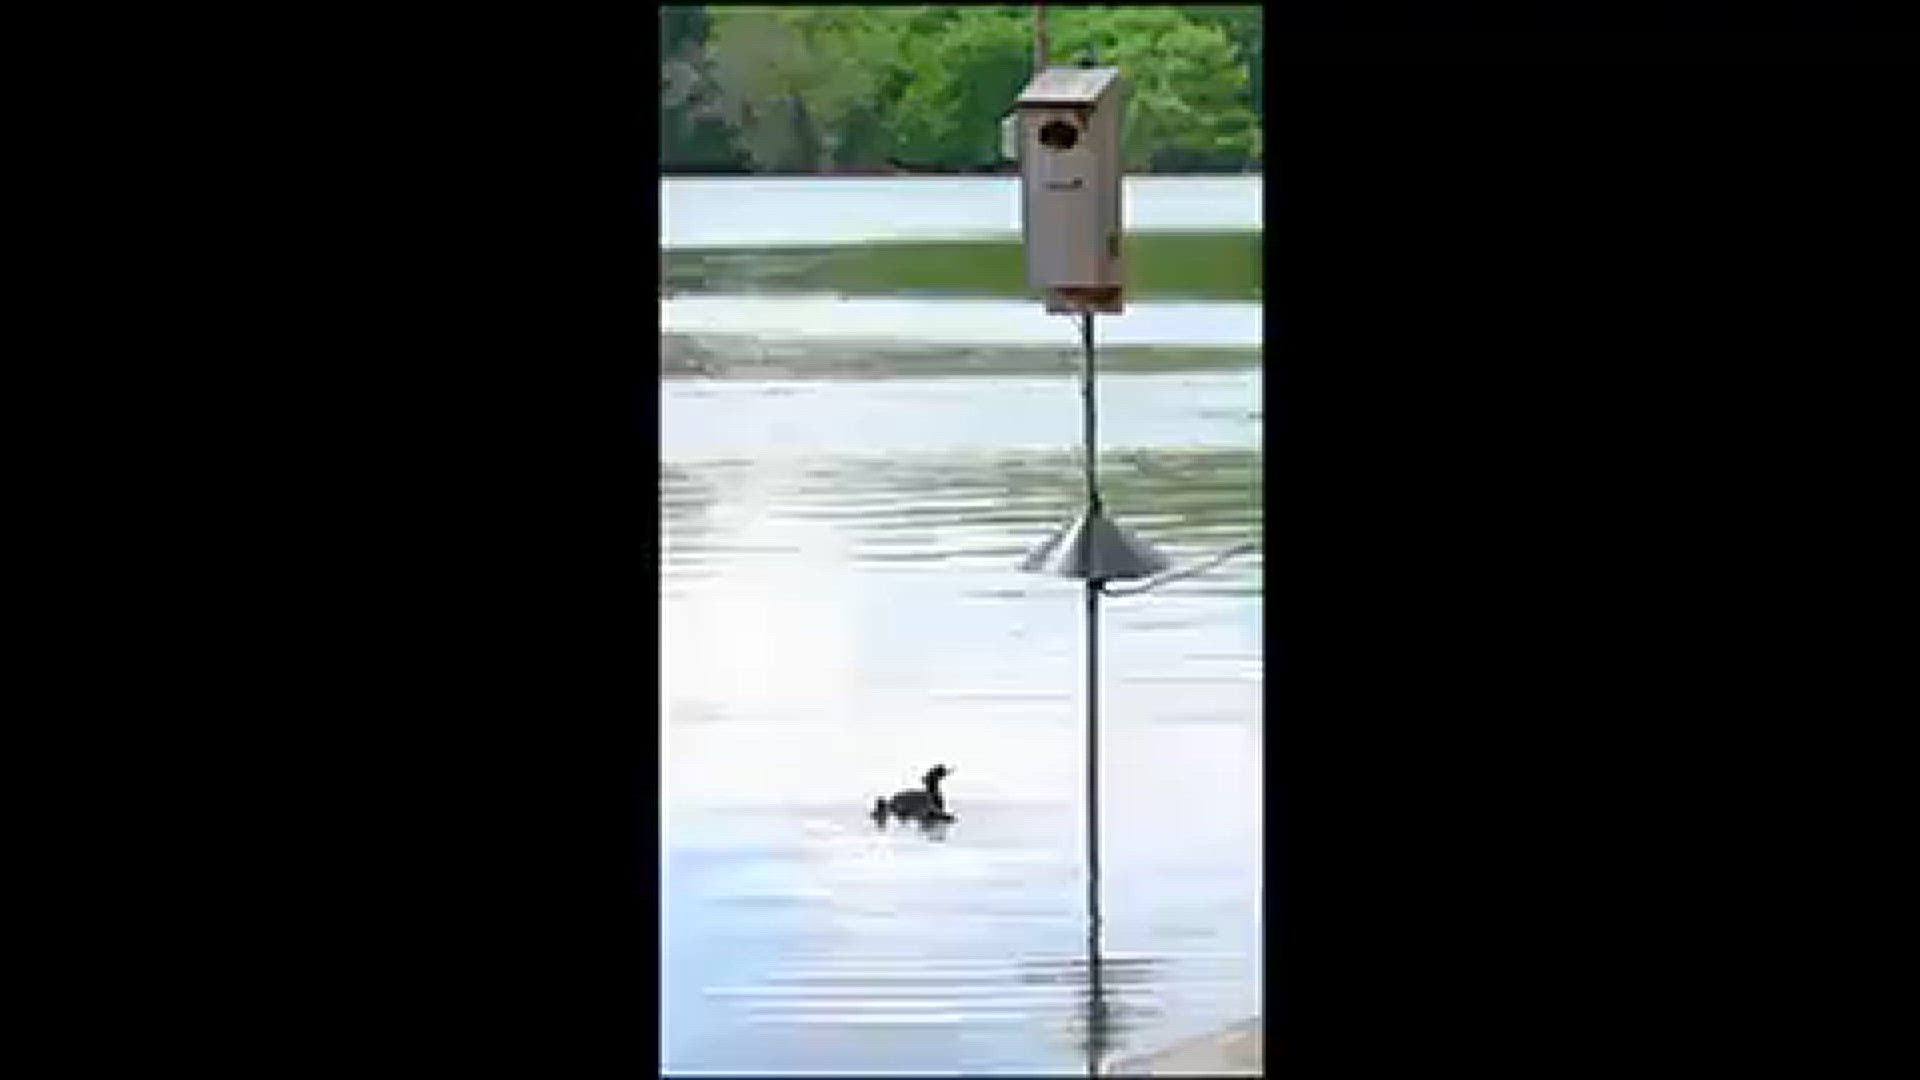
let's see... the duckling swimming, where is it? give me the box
[872,764,955,825]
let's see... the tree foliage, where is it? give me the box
[659,6,750,172]
[1045,7,1258,171]
[659,5,1263,174]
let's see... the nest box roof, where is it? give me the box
[1017,66,1121,108]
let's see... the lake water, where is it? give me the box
[661,176,1263,1076]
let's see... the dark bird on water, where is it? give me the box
[872,764,954,824]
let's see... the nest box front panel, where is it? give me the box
[1025,109,1104,290]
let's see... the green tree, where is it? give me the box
[885,7,1032,170]
[660,6,750,172]
[704,7,898,173]
[685,5,1262,174]
[1181,5,1262,122]
[702,9,813,172]
[783,7,921,170]
[1047,6,1257,172]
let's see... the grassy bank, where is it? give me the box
[664,232,1262,301]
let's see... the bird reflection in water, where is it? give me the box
[869,805,954,841]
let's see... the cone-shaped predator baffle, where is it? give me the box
[1020,505,1171,582]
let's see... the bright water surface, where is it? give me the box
[661,175,1263,1076]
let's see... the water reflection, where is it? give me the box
[661,295,1263,349]
[661,449,1261,597]
[662,335,1260,381]
[1016,951,1163,1076]
[663,436,1261,1071]
[1083,952,1113,1078]
[662,175,1261,249]
[700,947,1169,1053]
[871,812,955,842]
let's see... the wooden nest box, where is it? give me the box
[1015,66,1124,314]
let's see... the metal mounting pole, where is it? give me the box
[1087,576,1106,1076]
[1082,307,1104,1077]
[1082,307,1102,969]
[1082,311,1098,513]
